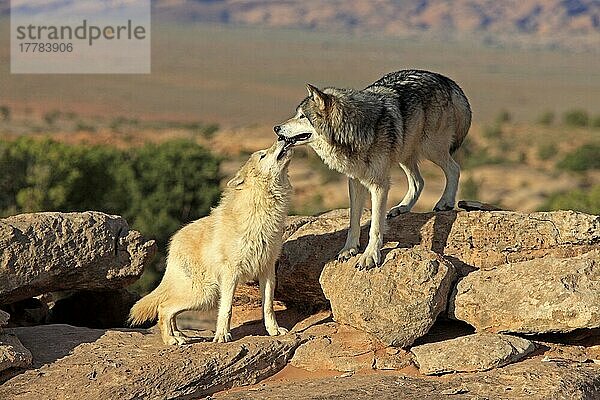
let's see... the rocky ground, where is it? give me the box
[0,208,599,399]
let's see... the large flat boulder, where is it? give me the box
[0,324,301,399]
[320,246,456,347]
[217,358,600,400]
[0,212,156,305]
[290,322,413,372]
[449,250,600,334]
[411,333,535,375]
[276,210,598,307]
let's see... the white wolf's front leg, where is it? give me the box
[260,265,288,336]
[213,274,237,343]
[338,178,367,260]
[356,183,389,270]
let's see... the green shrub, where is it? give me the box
[539,185,600,215]
[557,143,600,171]
[592,116,600,128]
[457,140,505,169]
[0,137,222,294]
[460,176,479,200]
[537,111,555,126]
[495,110,511,124]
[0,106,10,121]
[563,109,589,127]
[75,121,97,132]
[537,143,557,161]
[44,110,61,125]
[482,124,502,139]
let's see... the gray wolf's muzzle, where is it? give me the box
[273,125,312,149]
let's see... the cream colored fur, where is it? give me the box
[129,141,293,345]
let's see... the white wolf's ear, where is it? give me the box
[306,83,329,111]
[226,172,245,189]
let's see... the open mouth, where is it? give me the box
[276,132,312,160]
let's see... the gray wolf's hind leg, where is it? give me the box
[430,152,460,211]
[338,178,367,260]
[387,161,424,218]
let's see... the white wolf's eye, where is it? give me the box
[259,153,267,160]
[299,114,306,119]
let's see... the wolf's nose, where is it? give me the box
[273,125,281,134]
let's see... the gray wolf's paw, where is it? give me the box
[164,335,190,346]
[433,200,454,212]
[355,247,381,270]
[387,205,411,219]
[213,331,232,343]
[338,246,358,261]
[267,326,289,336]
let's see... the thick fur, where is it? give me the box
[275,70,471,269]
[129,141,292,345]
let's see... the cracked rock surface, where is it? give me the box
[320,246,456,347]
[449,250,600,334]
[411,333,535,375]
[0,212,156,305]
[277,210,599,306]
[0,324,301,399]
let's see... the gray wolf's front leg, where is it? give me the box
[213,274,237,343]
[338,178,367,260]
[356,182,389,270]
[260,265,288,336]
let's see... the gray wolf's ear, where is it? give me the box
[306,83,329,111]
[227,172,245,189]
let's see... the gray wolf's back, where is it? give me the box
[367,69,472,153]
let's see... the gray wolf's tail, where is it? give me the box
[128,287,163,326]
[450,87,472,154]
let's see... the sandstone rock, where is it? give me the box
[292,322,378,372]
[276,210,598,306]
[0,212,156,305]
[411,333,535,375]
[48,289,140,328]
[0,333,32,372]
[373,347,413,370]
[218,357,600,400]
[290,310,332,333]
[0,310,8,328]
[0,324,300,399]
[290,321,413,372]
[449,250,600,334]
[320,247,456,347]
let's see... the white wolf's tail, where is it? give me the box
[128,287,164,326]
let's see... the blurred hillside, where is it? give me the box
[153,0,600,51]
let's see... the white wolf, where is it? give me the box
[129,141,293,345]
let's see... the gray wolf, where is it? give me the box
[129,141,293,345]
[274,70,471,269]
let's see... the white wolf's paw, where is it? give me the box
[433,200,454,212]
[338,246,359,261]
[387,205,411,219]
[164,335,189,346]
[213,331,232,343]
[355,247,381,270]
[267,325,289,336]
